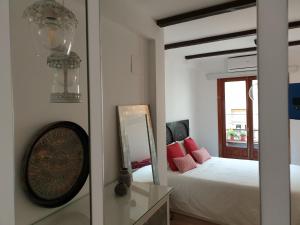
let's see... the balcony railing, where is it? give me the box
[226,128,259,149]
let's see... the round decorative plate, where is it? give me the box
[23,121,89,208]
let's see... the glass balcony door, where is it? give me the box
[218,76,258,160]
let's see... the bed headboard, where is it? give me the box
[166,120,189,145]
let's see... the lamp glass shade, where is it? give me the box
[23,0,78,55]
[249,82,258,101]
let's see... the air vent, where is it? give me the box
[227,54,257,72]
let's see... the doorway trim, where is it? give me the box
[217,76,258,160]
[0,0,15,224]
[87,0,104,224]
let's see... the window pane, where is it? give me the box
[225,81,247,148]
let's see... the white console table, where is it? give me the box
[104,182,173,225]
[33,195,90,225]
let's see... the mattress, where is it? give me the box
[167,157,300,225]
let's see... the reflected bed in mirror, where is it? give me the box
[117,105,159,184]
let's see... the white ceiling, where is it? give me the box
[132,0,233,20]
[133,0,300,59]
[133,0,300,22]
[164,7,256,44]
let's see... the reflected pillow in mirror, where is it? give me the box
[184,137,200,155]
[192,147,211,164]
[131,158,151,169]
[173,154,197,173]
[167,142,185,171]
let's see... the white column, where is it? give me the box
[257,0,291,225]
[155,34,168,186]
[0,0,15,224]
[87,0,104,224]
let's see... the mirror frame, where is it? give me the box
[117,105,159,184]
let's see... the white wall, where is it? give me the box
[165,52,227,156]
[101,0,166,185]
[165,52,196,124]
[102,17,151,184]
[0,0,15,224]
[10,0,90,224]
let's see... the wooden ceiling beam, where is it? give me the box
[166,20,300,50]
[185,40,300,60]
[165,30,256,50]
[156,0,256,28]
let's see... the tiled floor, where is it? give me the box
[171,212,219,225]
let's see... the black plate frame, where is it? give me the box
[22,121,89,208]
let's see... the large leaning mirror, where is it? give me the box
[117,105,159,184]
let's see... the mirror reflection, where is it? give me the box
[118,105,159,184]
[125,114,152,175]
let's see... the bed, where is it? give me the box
[166,120,300,225]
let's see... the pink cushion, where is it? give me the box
[184,137,200,155]
[192,148,211,164]
[173,154,197,173]
[167,142,185,171]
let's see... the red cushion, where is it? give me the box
[184,137,200,154]
[167,142,185,171]
[173,154,197,173]
[131,158,151,169]
[192,148,211,164]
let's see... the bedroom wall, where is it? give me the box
[10,0,90,224]
[101,17,151,184]
[165,51,227,157]
[165,52,196,131]
[0,0,15,224]
[101,0,166,185]
[165,47,300,163]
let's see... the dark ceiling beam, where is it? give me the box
[290,20,300,29]
[166,20,300,50]
[185,40,300,60]
[156,0,256,28]
[165,30,256,50]
[289,40,300,47]
[185,47,256,60]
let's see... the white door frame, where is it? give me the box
[257,0,291,225]
[87,0,104,225]
[0,0,15,225]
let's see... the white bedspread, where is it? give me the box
[132,165,153,183]
[167,157,300,225]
